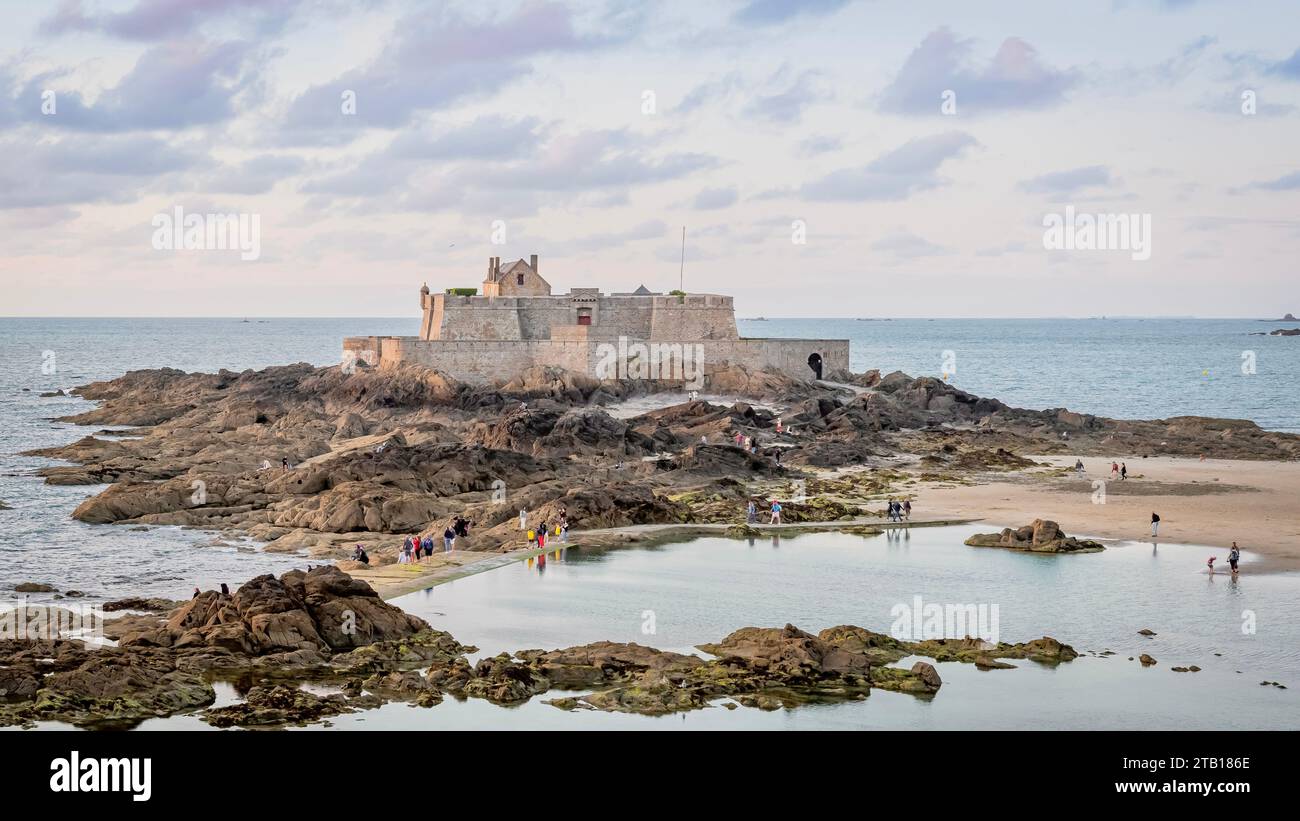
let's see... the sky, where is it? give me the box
[0,0,1297,318]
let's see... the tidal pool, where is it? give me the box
[378,525,1298,730]
[17,524,1296,731]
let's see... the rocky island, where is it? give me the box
[9,277,1300,728]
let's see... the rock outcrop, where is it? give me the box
[964,519,1104,553]
[121,566,428,655]
[0,568,459,729]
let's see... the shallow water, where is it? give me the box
[12,526,1297,731]
[380,526,1298,730]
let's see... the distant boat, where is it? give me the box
[750,317,768,321]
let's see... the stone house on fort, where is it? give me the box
[344,254,849,385]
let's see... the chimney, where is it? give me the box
[487,257,494,279]
[530,254,538,274]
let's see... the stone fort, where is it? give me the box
[343,254,849,385]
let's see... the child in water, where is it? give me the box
[1206,555,1217,573]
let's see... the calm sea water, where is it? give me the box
[380,527,1298,730]
[0,317,1294,729]
[0,316,1294,600]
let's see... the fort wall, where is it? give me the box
[343,334,849,385]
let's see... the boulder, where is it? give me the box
[121,566,428,654]
[13,583,56,593]
[964,519,1104,553]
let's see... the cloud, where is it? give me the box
[40,0,305,41]
[280,3,612,141]
[692,186,738,209]
[559,219,668,253]
[743,69,827,123]
[1237,171,1300,192]
[870,231,951,258]
[799,130,978,201]
[1018,165,1115,197]
[199,154,308,195]
[733,0,853,26]
[675,73,743,115]
[389,115,543,160]
[878,27,1075,115]
[1266,47,1300,80]
[0,133,202,209]
[14,40,260,132]
[976,241,1028,257]
[799,134,842,155]
[301,126,717,213]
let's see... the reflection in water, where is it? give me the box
[525,548,568,575]
[394,525,1299,730]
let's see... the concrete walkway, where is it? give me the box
[352,515,976,600]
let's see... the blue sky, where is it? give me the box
[0,0,1297,317]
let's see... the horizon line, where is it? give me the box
[0,314,1290,321]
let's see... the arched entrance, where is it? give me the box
[807,352,823,380]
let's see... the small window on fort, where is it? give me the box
[517,273,525,285]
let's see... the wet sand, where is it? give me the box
[917,455,1300,572]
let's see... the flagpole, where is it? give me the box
[679,226,685,292]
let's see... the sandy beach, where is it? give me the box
[917,455,1300,572]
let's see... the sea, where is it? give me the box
[0,316,1295,603]
[0,317,1296,729]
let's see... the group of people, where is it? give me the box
[1206,542,1242,575]
[885,498,911,522]
[745,498,784,524]
[1072,459,1130,481]
[521,507,569,549]
[394,517,473,564]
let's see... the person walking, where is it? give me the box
[443,525,456,553]
[1151,512,1160,538]
[1120,462,1128,480]
[769,500,782,525]
[560,518,569,543]
[1228,542,1240,574]
[537,523,547,551]
[1111,461,1119,479]
[1075,458,1085,475]
[746,499,757,523]
[903,499,912,521]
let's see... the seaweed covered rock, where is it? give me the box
[120,566,429,654]
[964,519,1104,553]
